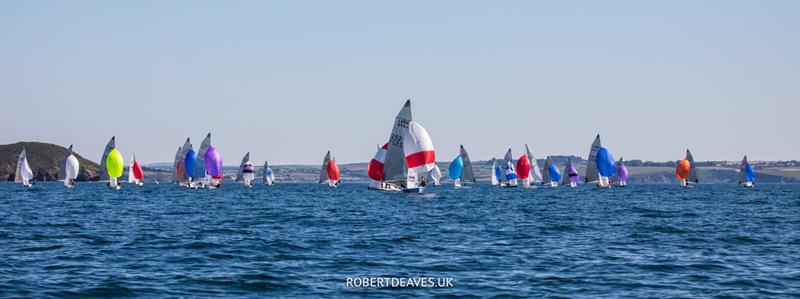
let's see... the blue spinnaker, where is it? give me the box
[495,165,503,182]
[744,164,756,182]
[505,161,518,180]
[596,147,616,177]
[550,163,562,182]
[184,149,196,178]
[448,156,463,180]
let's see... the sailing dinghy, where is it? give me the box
[739,155,755,188]
[520,144,543,187]
[190,133,212,188]
[100,136,124,189]
[236,152,255,187]
[616,158,629,187]
[503,149,518,187]
[491,158,501,186]
[60,145,79,188]
[263,161,275,185]
[320,151,341,187]
[173,138,194,188]
[561,159,579,188]
[379,100,436,193]
[516,151,531,188]
[15,148,34,187]
[542,156,561,188]
[595,147,616,188]
[203,145,223,188]
[367,143,398,191]
[448,145,477,189]
[127,154,144,186]
[675,149,698,188]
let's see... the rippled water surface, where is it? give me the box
[1,182,799,298]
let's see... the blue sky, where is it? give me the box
[1,1,798,164]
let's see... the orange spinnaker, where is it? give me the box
[675,159,691,180]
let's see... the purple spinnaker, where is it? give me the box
[204,146,223,178]
[243,164,254,172]
[568,164,580,184]
[618,165,629,181]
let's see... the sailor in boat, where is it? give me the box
[420,177,427,187]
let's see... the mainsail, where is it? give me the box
[525,144,543,183]
[236,152,250,182]
[320,151,332,184]
[459,145,476,183]
[584,134,601,183]
[177,138,193,183]
[15,148,33,184]
[686,149,698,183]
[173,146,182,183]
[542,156,552,184]
[192,133,212,180]
[382,100,412,186]
[99,136,115,181]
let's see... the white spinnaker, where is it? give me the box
[526,144,543,183]
[64,155,79,186]
[431,164,442,185]
[584,135,601,183]
[99,136,115,181]
[15,149,33,184]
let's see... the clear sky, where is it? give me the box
[1,1,798,165]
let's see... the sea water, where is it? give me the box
[1,182,798,298]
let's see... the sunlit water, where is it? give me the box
[1,182,798,298]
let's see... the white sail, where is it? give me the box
[431,164,442,186]
[15,148,34,185]
[584,134,601,183]
[526,144,543,183]
[127,155,136,183]
[319,151,331,184]
[192,133,211,180]
[99,136,115,181]
[686,149,698,183]
[64,155,79,187]
[263,161,275,185]
[236,152,250,182]
[382,100,412,186]
[490,158,499,186]
[459,145,476,183]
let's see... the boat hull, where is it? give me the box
[402,187,425,193]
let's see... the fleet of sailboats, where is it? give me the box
[5,118,763,190]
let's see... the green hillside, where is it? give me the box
[0,142,100,181]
